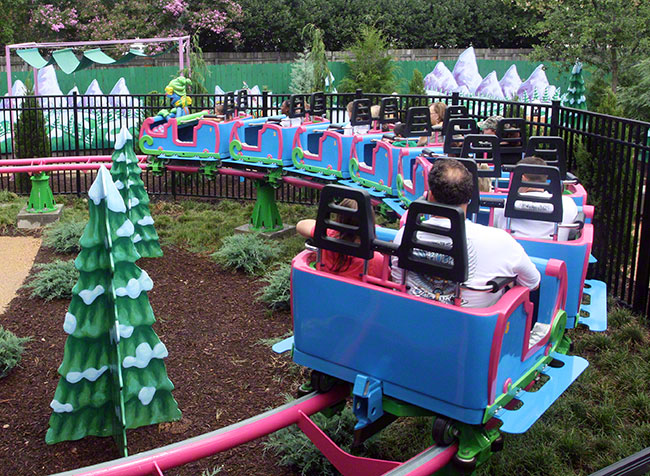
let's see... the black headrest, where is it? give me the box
[379,97,399,124]
[313,185,375,261]
[236,89,248,111]
[442,105,469,136]
[350,99,372,127]
[404,106,432,137]
[505,164,563,223]
[496,118,527,150]
[525,136,567,180]
[310,92,326,117]
[223,91,236,119]
[443,118,478,156]
[460,134,502,178]
[397,199,468,283]
[288,94,306,118]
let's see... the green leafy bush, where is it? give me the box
[408,69,426,95]
[212,233,279,274]
[0,190,19,203]
[43,220,86,253]
[0,326,31,378]
[257,264,291,311]
[24,260,78,300]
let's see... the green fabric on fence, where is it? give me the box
[16,48,53,69]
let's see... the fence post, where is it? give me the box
[452,92,459,105]
[550,100,560,136]
[633,186,650,314]
[262,90,268,118]
[171,170,177,201]
[72,91,81,196]
[355,89,363,99]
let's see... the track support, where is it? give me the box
[26,172,57,213]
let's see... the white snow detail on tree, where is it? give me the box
[50,400,74,413]
[78,285,105,305]
[115,219,134,238]
[138,387,156,405]
[128,197,140,208]
[119,324,134,338]
[115,270,153,299]
[114,180,125,190]
[66,365,109,383]
[122,342,168,369]
[114,126,133,150]
[115,152,127,163]
[133,234,142,243]
[137,216,154,226]
[87,166,127,213]
[63,312,77,334]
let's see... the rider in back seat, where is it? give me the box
[391,159,540,307]
[493,156,579,241]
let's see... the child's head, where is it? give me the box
[330,198,375,271]
[430,102,446,126]
[393,122,406,138]
[346,101,354,117]
[280,100,290,115]
[215,104,224,114]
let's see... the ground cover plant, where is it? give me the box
[0,197,648,475]
[212,233,280,275]
[42,220,85,253]
[23,259,78,300]
[0,326,30,378]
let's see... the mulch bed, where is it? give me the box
[0,244,305,475]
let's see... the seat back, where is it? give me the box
[289,94,307,118]
[505,164,563,224]
[236,89,248,112]
[497,118,527,165]
[404,106,432,138]
[442,105,469,136]
[350,98,372,127]
[223,91,236,120]
[443,118,479,156]
[310,92,326,117]
[460,134,502,178]
[313,185,375,261]
[379,97,399,125]
[525,136,567,179]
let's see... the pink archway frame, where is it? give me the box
[5,35,191,96]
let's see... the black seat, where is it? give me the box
[497,118,527,166]
[289,94,307,119]
[459,134,502,178]
[442,105,469,137]
[236,89,248,112]
[525,136,567,180]
[310,92,326,118]
[350,99,372,127]
[443,118,478,156]
[404,106,432,138]
[223,91,236,120]
[379,97,399,126]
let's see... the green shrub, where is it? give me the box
[0,190,19,203]
[257,264,291,311]
[43,220,86,253]
[0,326,31,378]
[24,260,78,300]
[408,69,426,95]
[211,233,279,274]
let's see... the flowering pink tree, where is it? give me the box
[29,0,242,49]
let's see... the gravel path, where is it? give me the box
[0,236,41,314]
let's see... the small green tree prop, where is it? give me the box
[408,69,426,95]
[15,79,54,210]
[110,127,162,258]
[339,25,396,93]
[46,166,180,455]
[563,60,587,110]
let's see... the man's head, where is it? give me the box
[427,159,473,208]
[478,115,503,135]
[280,100,290,115]
[519,156,547,183]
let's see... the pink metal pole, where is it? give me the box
[5,45,11,97]
[179,38,184,73]
[0,155,146,166]
[53,386,349,476]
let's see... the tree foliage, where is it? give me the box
[617,59,650,123]
[408,69,426,95]
[339,25,396,94]
[289,50,316,94]
[14,80,51,159]
[517,0,650,92]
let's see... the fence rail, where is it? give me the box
[1,91,649,317]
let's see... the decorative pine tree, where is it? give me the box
[45,166,181,456]
[563,61,587,110]
[521,90,530,103]
[531,87,540,103]
[553,88,561,101]
[541,86,550,103]
[110,127,162,258]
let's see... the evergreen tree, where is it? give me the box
[562,61,587,110]
[308,26,329,92]
[338,25,396,93]
[408,69,426,95]
[46,166,180,455]
[110,127,162,258]
[289,50,316,94]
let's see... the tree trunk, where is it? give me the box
[611,49,618,93]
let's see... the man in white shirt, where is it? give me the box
[493,156,579,241]
[391,159,541,308]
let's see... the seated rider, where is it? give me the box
[493,156,579,241]
[391,159,540,307]
[417,102,447,146]
[154,76,192,122]
[297,199,383,279]
[280,100,290,116]
[478,115,503,136]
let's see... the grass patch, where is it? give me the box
[0,326,31,378]
[0,190,25,233]
[24,259,78,300]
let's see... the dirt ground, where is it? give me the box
[0,236,41,314]
[0,245,305,476]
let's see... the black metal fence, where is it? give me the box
[1,91,649,317]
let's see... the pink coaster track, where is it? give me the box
[49,386,456,476]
